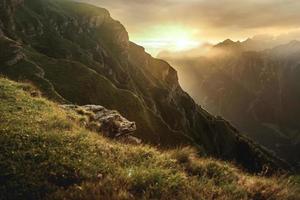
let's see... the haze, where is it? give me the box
[74,0,300,56]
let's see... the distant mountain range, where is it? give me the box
[159,38,300,170]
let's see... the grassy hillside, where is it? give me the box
[0,78,299,199]
[0,0,292,172]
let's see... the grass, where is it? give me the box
[25,48,190,147]
[0,0,288,172]
[0,78,299,200]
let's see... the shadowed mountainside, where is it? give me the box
[159,39,300,170]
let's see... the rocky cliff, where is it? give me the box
[0,0,290,172]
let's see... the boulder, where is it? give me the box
[61,104,138,142]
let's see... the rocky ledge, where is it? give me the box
[61,105,141,144]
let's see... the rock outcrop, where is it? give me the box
[61,104,140,143]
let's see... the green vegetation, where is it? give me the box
[0,0,295,177]
[0,78,299,199]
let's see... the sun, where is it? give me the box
[163,26,200,51]
[131,25,201,56]
[175,38,199,51]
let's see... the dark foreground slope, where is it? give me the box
[0,0,289,172]
[0,78,299,200]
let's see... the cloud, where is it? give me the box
[76,0,300,28]
[74,0,300,53]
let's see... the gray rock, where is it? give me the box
[61,104,138,140]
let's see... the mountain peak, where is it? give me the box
[220,39,235,45]
[288,39,300,46]
[224,38,234,42]
[214,39,242,49]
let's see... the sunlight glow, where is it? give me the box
[131,25,201,56]
[175,39,199,50]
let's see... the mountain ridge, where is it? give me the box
[159,38,300,170]
[0,0,291,172]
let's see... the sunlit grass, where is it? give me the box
[0,78,299,200]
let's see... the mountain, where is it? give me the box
[1,77,299,199]
[214,39,242,50]
[214,36,298,52]
[0,0,291,173]
[159,39,300,170]
[157,36,285,60]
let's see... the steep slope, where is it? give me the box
[0,77,299,200]
[0,0,289,172]
[160,40,300,170]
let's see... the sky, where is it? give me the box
[75,0,300,56]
